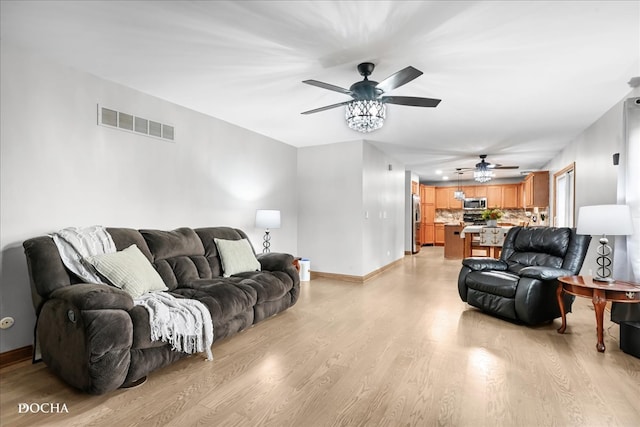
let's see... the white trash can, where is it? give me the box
[299,258,311,281]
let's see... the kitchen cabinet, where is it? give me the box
[473,186,488,198]
[435,223,445,246]
[448,188,463,209]
[435,187,462,209]
[522,171,549,207]
[422,224,435,245]
[435,183,529,210]
[502,184,520,208]
[463,185,489,198]
[420,185,436,245]
[435,187,449,209]
[486,186,502,208]
[421,185,435,204]
[461,186,475,197]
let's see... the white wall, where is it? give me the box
[362,143,405,273]
[297,141,364,276]
[543,88,639,275]
[297,140,405,277]
[0,43,298,353]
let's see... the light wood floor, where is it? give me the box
[1,247,639,427]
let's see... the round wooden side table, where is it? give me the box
[557,275,640,352]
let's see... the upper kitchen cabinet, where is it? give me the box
[411,181,419,195]
[522,171,550,208]
[486,186,502,208]
[502,184,521,208]
[420,185,435,204]
[436,187,462,209]
[457,184,520,209]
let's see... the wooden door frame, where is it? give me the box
[553,162,576,227]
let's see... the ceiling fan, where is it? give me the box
[301,62,441,133]
[458,155,519,183]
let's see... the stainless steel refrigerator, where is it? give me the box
[412,194,421,253]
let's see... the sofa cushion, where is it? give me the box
[85,244,168,298]
[107,228,153,261]
[214,238,261,277]
[465,270,520,298]
[129,305,168,350]
[234,270,294,303]
[195,227,255,278]
[140,228,211,289]
[141,228,205,260]
[174,279,258,322]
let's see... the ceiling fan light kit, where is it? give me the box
[345,99,386,133]
[474,169,494,183]
[455,155,519,184]
[302,62,440,133]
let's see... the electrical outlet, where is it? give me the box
[0,317,15,329]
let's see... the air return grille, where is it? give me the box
[97,104,175,141]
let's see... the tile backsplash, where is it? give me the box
[435,209,549,226]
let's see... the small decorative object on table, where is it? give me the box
[481,208,503,227]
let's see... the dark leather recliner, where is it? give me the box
[458,226,591,325]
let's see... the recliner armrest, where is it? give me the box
[256,252,295,272]
[49,283,134,311]
[462,257,508,271]
[519,266,576,281]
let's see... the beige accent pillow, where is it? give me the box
[85,244,168,298]
[214,238,261,277]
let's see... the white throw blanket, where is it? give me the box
[135,292,214,361]
[51,225,214,360]
[51,225,116,284]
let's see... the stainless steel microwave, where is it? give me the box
[463,197,487,210]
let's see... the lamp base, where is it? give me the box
[262,230,271,254]
[593,276,615,284]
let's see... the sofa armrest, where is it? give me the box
[462,257,508,272]
[39,285,134,394]
[49,283,134,311]
[519,266,576,281]
[256,252,295,272]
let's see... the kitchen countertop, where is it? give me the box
[460,225,512,238]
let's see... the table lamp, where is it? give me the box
[255,209,281,253]
[576,204,634,282]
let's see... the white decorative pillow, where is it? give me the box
[85,244,168,298]
[214,238,261,277]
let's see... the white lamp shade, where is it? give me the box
[255,209,281,229]
[576,205,634,236]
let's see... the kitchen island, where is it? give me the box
[444,224,464,259]
[461,225,512,258]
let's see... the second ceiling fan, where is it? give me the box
[301,62,441,133]
[458,155,519,183]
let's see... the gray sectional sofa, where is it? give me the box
[23,226,299,394]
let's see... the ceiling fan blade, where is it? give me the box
[301,101,352,115]
[381,96,441,107]
[493,166,519,169]
[302,80,353,95]
[376,66,423,92]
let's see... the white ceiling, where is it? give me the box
[2,1,638,182]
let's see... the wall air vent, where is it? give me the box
[97,104,175,142]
